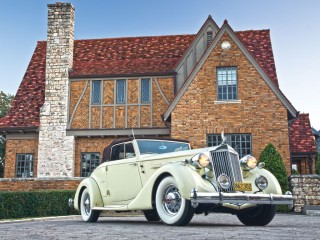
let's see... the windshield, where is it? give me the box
[136,140,190,155]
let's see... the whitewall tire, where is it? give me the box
[80,188,100,222]
[155,176,194,226]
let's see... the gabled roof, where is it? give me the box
[0,20,292,129]
[163,20,297,120]
[290,113,317,154]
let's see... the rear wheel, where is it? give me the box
[143,209,160,221]
[236,205,276,226]
[80,188,100,222]
[155,176,194,226]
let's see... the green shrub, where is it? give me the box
[0,190,78,219]
[259,143,289,193]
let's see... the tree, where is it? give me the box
[0,91,14,178]
[259,143,288,193]
[0,91,14,118]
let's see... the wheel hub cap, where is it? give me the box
[163,185,181,216]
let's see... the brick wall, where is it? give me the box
[290,175,320,212]
[74,137,115,177]
[0,178,81,191]
[171,32,291,173]
[4,139,39,178]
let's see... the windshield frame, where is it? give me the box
[136,139,191,155]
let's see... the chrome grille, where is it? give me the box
[210,148,243,192]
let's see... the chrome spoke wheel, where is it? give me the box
[162,185,182,216]
[84,195,91,216]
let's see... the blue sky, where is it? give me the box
[0,0,319,129]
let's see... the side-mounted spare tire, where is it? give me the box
[155,176,194,226]
[236,205,276,226]
[80,188,101,222]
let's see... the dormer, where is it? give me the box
[175,16,219,92]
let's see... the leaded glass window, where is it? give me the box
[141,78,150,103]
[116,79,126,104]
[207,134,252,158]
[15,154,34,178]
[217,67,238,100]
[81,153,100,177]
[92,80,101,105]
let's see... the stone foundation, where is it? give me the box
[290,175,320,213]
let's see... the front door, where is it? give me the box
[103,142,142,205]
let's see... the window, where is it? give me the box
[217,67,238,100]
[91,80,101,105]
[116,79,126,104]
[15,154,34,178]
[81,153,100,177]
[207,134,251,158]
[110,142,136,161]
[141,78,150,103]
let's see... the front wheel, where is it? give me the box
[155,176,194,226]
[80,188,100,222]
[236,205,276,226]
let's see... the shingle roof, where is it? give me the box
[290,113,317,153]
[0,41,46,129]
[0,30,279,129]
[235,30,279,87]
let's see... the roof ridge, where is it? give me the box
[74,33,197,42]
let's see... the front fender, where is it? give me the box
[243,168,283,195]
[128,162,215,210]
[74,177,104,210]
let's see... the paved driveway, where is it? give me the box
[0,213,319,240]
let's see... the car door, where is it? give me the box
[103,142,143,205]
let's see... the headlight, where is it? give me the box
[255,175,268,190]
[191,153,210,168]
[240,155,257,170]
[217,174,230,189]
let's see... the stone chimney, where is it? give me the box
[38,2,75,177]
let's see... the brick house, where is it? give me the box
[290,114,317,174]
[0,3,305,189]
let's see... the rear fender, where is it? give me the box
[74,177,103,210]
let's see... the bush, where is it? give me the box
[259,143,289,193]
[0,190,78,219]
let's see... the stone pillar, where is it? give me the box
[38,3,75,177]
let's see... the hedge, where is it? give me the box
[0,190,79,219]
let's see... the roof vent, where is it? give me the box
[206,31,213,47]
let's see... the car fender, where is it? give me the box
[74,177,104,211]
[128,162,215,210]
[244,167,283,195]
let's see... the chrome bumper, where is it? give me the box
[190,189,293,205]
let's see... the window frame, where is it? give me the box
[141,78,151,104]
[110,141,136,161]
[80,152,101,177]
[216,67,238,101]
[116,79,126,104]
[15,153,34,178]
[91,80,102,105]
[207,133,252,158]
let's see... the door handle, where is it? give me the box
[129,162,137,166]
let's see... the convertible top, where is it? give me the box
[101,137,189,163]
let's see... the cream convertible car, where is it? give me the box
[69,138,293,226]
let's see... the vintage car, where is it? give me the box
[69,137,293,226]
